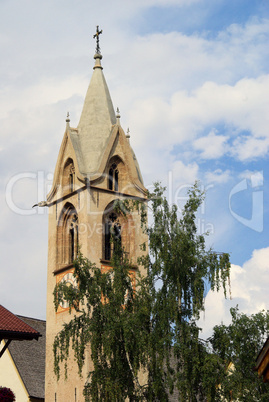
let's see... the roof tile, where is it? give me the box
[0,305,39,336]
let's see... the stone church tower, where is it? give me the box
[45,35,147,400]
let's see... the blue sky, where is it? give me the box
[139,0,269,36]
[0,0,268,337]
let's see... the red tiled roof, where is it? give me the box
[0,305,40,340]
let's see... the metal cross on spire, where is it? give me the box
[93,25,103,54]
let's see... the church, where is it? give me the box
[45,28,148,400]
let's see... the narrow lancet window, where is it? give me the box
[108,163,118,191]
[105,221,112,261]
[108,167,113,190]
[69,214,78,263]
[70,172,74,192]
[70,227,74,262]
[104,212,121,261]
[114,169,119,191]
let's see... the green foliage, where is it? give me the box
[54,246,151,400]
[53,182,231,401]
[141,182,230,400]
[210,307,269,401]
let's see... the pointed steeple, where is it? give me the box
[72,30,116,176]
[77,53,116,132]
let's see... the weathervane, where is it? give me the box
[93,25,103,54]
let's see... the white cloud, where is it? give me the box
[0,75,87,119]
[205,169,231,184]
[128,74,269,167]
[194,129,228,159]
[172,160,199,186]
[198,247,269,339]
[189,75,269,141]
[232,135,269,161]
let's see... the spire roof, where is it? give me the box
[70,50,116,176]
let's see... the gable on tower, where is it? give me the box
[47,53,146,203]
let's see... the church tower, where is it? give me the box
[45,30,147,401]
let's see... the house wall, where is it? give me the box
[0,340,29,401]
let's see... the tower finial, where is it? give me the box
[116,107,121,125]
[66,111,70,127]
[126,127,130,143]
[93,25,103,55]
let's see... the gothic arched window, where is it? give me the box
[57,203,78,266]
[108,163,119,191]
[103,200,136,262]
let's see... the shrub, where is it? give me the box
[0,387,15,401]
